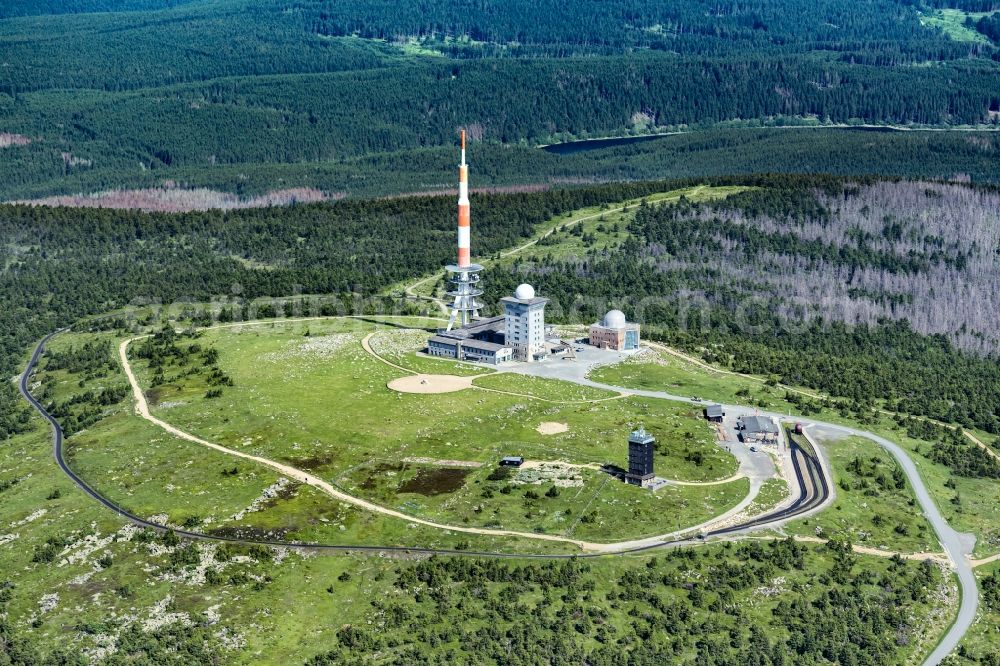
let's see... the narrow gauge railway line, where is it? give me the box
[21,329,829,560]
[19,327,976,664]
[708,436,829,537]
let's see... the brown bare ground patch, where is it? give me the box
[12,187,343,213]
[283,453,336,472]
[387,374,474,394]
[398,467,472,496]
[536,421,569,435]
[360,462,406,490]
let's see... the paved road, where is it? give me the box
[22,327,823,556]
[807,423,978,666]
[509,354,975,666]
[19,327,974,663]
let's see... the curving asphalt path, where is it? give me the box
[17,329,813,561]
[805,422,978,666]
[550,374,977,666]
[18,327,975,664]
[708,435,829,537]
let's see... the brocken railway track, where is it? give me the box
[18,325,976,664]
[20,328,821,559]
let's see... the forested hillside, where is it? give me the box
[0,0,197,17]
[485,179,1000,347]
[1,0,999,200]
[481,180,1000,432]
[0,182,665,440]
[5,127,1000,205]
[304,0,987,59]
[5,178,1000,441]
[307,542,946,665]
[642,181,998,350]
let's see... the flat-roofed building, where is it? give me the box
[427,335,462,360]
[426,335,512,365]
[705,404,725,422]
[459,339,512,364]
[443,315,506,344]
[626,428,656,487]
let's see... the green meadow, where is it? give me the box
[593,346,1000,559]
[109,317,748,543]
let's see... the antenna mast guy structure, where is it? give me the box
[445,130,484,330]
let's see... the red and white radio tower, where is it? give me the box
[445,129,483,330]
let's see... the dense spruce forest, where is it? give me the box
[307,540,945,665]
[5,177,1000,441]
[6,128,1000,205]
[2,0,1000,200]
[482,178,1000,431]
[0,0,198,17]
[304,0,997,60]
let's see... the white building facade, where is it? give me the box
[501,284,549,362]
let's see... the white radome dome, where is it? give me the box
[514,283,535,300]
[603,309,627,329]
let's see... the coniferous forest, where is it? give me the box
[2,0,1000,200]
[4,176,1000,440]
[4,2,1000,664]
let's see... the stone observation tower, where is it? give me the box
[626,428,656,487]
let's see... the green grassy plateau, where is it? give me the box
[121,318,746,542]
[592,345,1000,559]
[0,306,972,663]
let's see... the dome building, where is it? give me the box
[589,309,640,351]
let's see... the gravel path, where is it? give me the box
[117,329,758,553]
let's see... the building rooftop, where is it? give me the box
[436,315,505,340]
[428,335,461,346]
[705,404,725,418]
[500,295,550,307]
[743,415,779,434]
[629,427,655,443]
[460,339,508,353]
[462,315,505,334]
